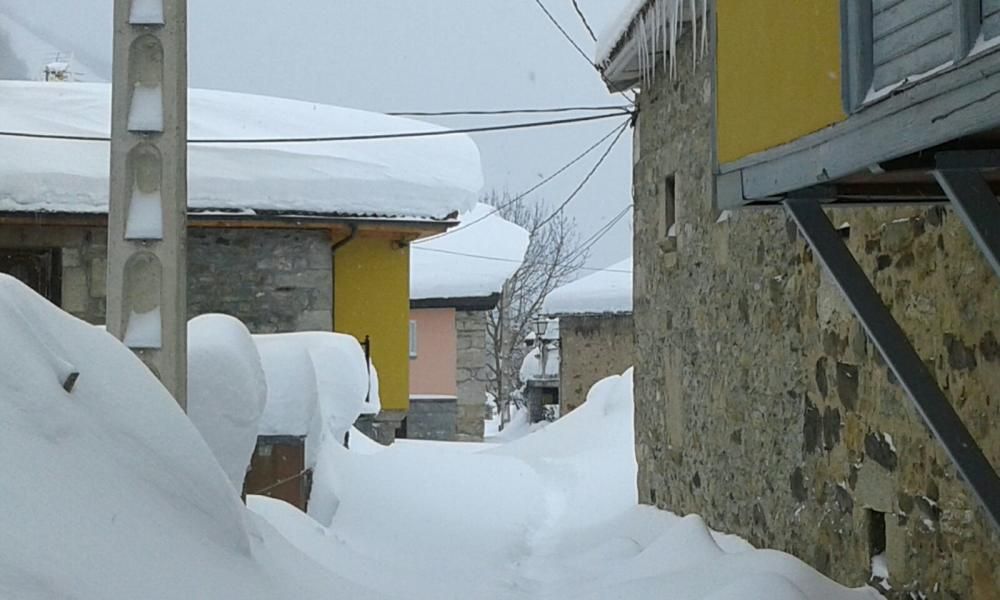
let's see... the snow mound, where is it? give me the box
[187,314,268,491]
[544,256,632,316]
[253,332,375,467]
[410,203,529,301]
[0,275,378,599]
[0,81,482,219]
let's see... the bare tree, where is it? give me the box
[484,190,587,423]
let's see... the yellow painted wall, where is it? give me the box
[716,0,846,164]
[334,237,410,413]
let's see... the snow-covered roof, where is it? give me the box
[410,203,529,302]
[0,81,483,220]
[543,257,633,316]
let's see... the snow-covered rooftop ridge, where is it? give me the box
[410,203,529,301]
[0,81,482,220]
[596,0,708,83]
[543,257,633,316]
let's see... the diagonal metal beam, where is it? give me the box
[784,197,1000,532]
[933,157,1000,280]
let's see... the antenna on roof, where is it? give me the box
[42,52,75,82]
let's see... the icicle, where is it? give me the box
[690,0,697,69]
[701,0,709,59]
[670,0,680,79]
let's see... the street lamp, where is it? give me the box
[534,317,549,379]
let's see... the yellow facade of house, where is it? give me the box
[334,236,412,414]
[716,0,845,165]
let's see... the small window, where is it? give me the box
[658,176,677,252]
[0,248,62,304]
[408,320,417,358]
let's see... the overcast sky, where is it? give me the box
[2,1,633,269]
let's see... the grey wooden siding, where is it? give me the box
[985,0,1000,39]
[872,0,954,90]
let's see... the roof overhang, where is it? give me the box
[599,0,695,92]
[0,210,456,240]
[410,292,500,311]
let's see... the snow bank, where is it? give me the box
[410,203,529,300]
[544,257,632,316]
[187,314,267,491]
[0,275,379,599]
[0,81,482,219]
[253,332,374,466]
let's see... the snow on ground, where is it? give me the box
[0,275,379,600]
[0,276,881,599]
[253,368,883,600]
[410,203,529,301]
[0,81,482,219]
[543,256,632,316]
[188,314,267,491]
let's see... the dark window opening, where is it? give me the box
[0,248,62,304]
[867,509,886,558]
[661,176,677,242]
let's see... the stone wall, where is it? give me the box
[558,314,634,414]
[632,30,999,598]
[407,396,458,441]
[0,224,332,333]
[187,228,332,333]
[455,309,489,441]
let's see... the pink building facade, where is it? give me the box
[408,307,457,397]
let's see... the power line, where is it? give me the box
[413,118,630,244]
[532,0,636,108]
[571,0,598,42]
[387,105,630,117]
[410,245,632,274]
[564,203,633,264]
[0,111,631,144]
[532,120,630,233]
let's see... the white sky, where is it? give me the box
[1,0,634,268]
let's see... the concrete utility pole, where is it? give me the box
[107,0,188,409]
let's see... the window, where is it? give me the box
[408,320,417,358]
[0,248,62,304]
[658,176,677,252]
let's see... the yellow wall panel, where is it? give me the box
[717,0,846,164]
[334,237,410,413]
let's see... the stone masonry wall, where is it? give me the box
[633,30,999,598]
[559,314,634,414]
[455,309,489,441]
[0,225,332,333]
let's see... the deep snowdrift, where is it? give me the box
[0,276,379,600]
[253,368,882,600]
[0,81,482,219]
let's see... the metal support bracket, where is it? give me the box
[933,152,1000,279]
[784,197,1000,531]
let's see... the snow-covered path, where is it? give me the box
[251,373,881,600]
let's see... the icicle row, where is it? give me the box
[626,0,709,86]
